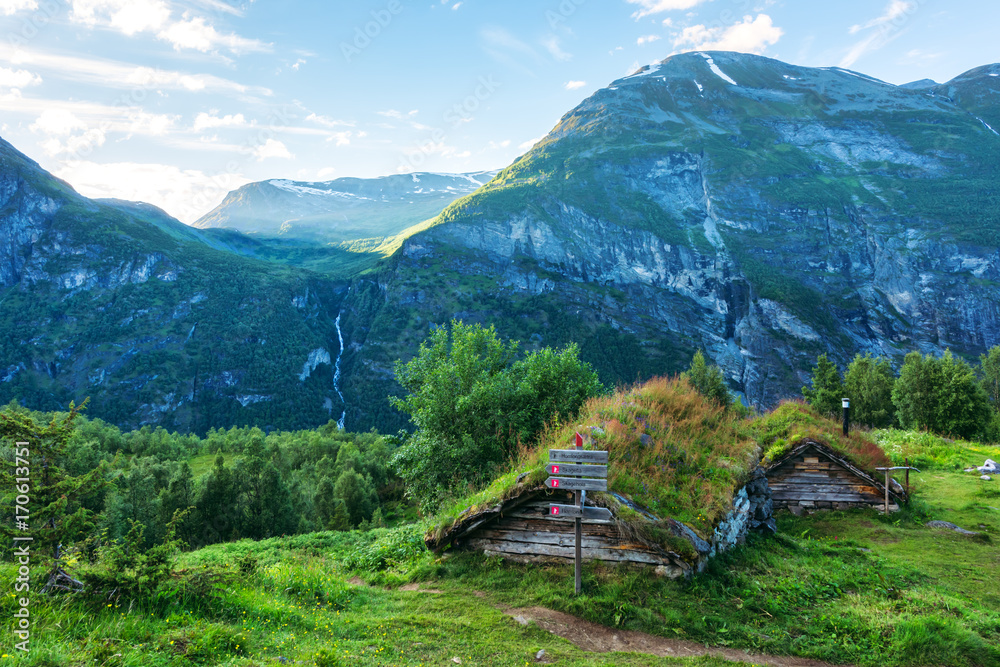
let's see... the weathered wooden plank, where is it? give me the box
[465,538,670,565]
[545,463,608,478]
[769,483,879,494]
[772,491,880,502]
[502,513,616,527]
[549,450,609,463]
[475,529,629,550]
[769,473,835,483]
[794,462,834,470]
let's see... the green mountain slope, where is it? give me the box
[0,137,352,432]
[337,52,1000,418]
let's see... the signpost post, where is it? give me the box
[544,432,609,595]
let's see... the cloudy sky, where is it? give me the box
[0,0,996,223]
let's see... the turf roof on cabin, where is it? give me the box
[753,401,891,475]
[430,377,762,544]
[429,381,893,551]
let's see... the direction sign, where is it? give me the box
[549,504,613,521]
[549,449,609,464]
[544,476,607,491]
[545,463,607,478]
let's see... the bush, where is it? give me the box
[892,350,991,440]
[391,321,602,511]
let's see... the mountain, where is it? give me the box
[0,136,354,432]
[6,52,1000,434]
[193,171,497,243]
[334,51,1000,418]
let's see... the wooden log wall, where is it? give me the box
[455,497,684,569]
[768,451,898,512]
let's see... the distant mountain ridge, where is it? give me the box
[193,170,497,243]
[5,51,1000,434]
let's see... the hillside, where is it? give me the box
[0,137,352,432]
[337,51,1000,424]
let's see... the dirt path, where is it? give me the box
[503,607,852,667]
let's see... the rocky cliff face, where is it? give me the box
[0,137,350,433]
[341,52,1000,412]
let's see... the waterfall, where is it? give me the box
[333,312,346,430]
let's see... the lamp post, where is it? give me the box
[842,398,850,436]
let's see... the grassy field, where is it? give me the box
[3,436,999,666]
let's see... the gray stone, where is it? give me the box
[925,520,980,536]
[982,475,993,481]
[535,649,546,661]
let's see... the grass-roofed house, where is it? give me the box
[425,378,776,579]
[756,403,907,514]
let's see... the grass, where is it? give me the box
[873,429,1000,472]
[186,453,234,480]
[430,377,760,553]
[5,462,996,666]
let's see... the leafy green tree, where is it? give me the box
[682,350,733,408]
[802,353,845,418]
[194,455,238,545]
[234,431,296,539]
[0,403,109,565]
[979,345,1000,408]
[893,350,991,439]
[844,353,896,428]
[332,469,376,527]
[390,321,602,512]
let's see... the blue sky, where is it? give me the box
[0,0,997,222]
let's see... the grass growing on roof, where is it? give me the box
[753,400,891,474]
[430,377,761,544]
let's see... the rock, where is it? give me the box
[925,520,980,536]
[513,616,529,626]
[535,649,546,661]
[452,658,462,664]
[979,459,998,474]
[982,475,993,481]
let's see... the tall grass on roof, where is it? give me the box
[753,400,890,473]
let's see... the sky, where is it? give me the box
[0,0,997,223]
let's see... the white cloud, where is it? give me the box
[542,36,572,61]
[30,109,86,135]
[70,0,171,35]
[625,0,708,20]
[30,109,105,157]
[325,131,352,146]
[452,1,462,9]
[849,0,914,34]
[377,109,418,119]
[252,138,292,161]
[158,14,270,54]
[305,113,353,128]
[637,34,661,46]
[519,136,542,151]
[564,80,587,90]
[840,1,915,68]
[193,111,248,131]
[673,14,783,55]
[54,160,250,223]
[0,0,36,15]
[316,167,337,180]
[0,66,41,95]
[123,109,176,136]
[1,46,271,97]
[485,140,511,150]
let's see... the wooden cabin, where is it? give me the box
[426,471,774,579]
[765,440,905,514]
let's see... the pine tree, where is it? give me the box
[682,350,733,408]
[0,403,110,580]
[844,353,896,428]
[802,354,845,417]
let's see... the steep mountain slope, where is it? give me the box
[0,137,352,432]
[194,171,497,243]
[337,52,1000,418]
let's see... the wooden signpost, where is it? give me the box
[544,431,609,595]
